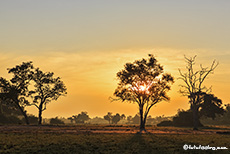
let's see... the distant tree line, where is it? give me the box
[55,112,172,125]
[103,112,126,124]
[2,106,229,126]
[50,117,65,125]
[67,112,90,124]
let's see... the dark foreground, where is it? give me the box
[0,125,229,154]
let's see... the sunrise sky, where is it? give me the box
[0,1,230,118]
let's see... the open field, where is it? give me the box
[0,125,229,153]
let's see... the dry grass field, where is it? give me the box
[0,125,229,154]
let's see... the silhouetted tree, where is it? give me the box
[201,104,230,125]
[199,93,225,119]
[73,112,90,124]
[68,117,74,124]
[121,114,126,120]
[112,113,121,124]
[173,93,224,127]
[104,112,113,124]
[113,54,174,132]
[31,68,67,125]
[179,56,218,130]
[0,79,22,117]
[158,96,225,127]
[0,78,9,115]
[0,62,34,124]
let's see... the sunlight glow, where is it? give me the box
[130,81,153,94]
[139,85,147,91]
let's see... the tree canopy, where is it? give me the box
[0,62,34,124]
[113,54,174,132]
[31,68,67,125]
[199,93,225,120]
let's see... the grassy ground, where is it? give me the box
[0,125,229,154]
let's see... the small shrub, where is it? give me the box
[28,115,39,124]
[172,110,203,127]
[50,117,65,125]
[157,120,173,127]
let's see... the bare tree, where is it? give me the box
[113,54,174,132]
[178,56,218,130]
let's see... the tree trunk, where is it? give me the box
[38,109,42,125]
[139,106,146,132]
[21,109,29,125]
[15,102,29,125]
[143,114,148,128]
[38,103,43,125]
[0,101,3,114]
[192,105,199,130]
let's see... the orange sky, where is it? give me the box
[0,1,230,118]
[0,49,229,118]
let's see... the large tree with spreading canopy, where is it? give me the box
[113,54,174,132]
[31,68,67,125]
[0,62,34,124]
